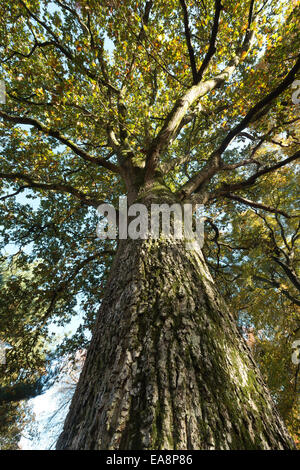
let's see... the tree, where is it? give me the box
[0,0,299,450]
[0,400,37,450]
[18,349,86,450]
[0,261,58,450]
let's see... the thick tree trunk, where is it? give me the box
[56,218,295,450]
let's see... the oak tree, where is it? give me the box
[0,0,299,449]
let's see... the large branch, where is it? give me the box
[144,0,257,184]
[190,150,300,212]
[224,194,291,218]
[18,0,119,95]
[118,1,153,146]
[40,249,115,325]
[2,39,54,63]
[253,275,300,306]
[0,171,103,208]
[144,58,243,182]
[179,55,300,197]
[0,110,119,174]
[213,56,300,158]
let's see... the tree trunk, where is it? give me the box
[56,214,295,450]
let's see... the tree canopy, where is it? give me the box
[0,0,299,445]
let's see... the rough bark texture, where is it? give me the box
[56,220,295,450]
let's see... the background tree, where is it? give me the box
[0,400,37,450]
[0,0,299,450]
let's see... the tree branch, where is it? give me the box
[214,55,300,158]
[214,150,300,195]
[0,110,120,173]
[18,0,119,95]
[253,275,300,306]
[144,1,259,184]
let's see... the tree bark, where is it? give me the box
[56,211,295,450]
